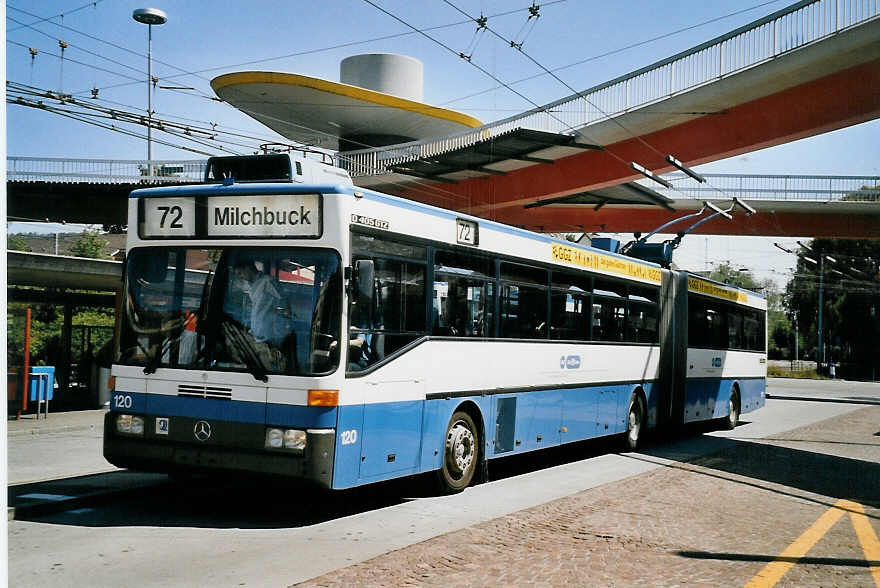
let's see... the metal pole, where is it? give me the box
[21,307,32,418]
[147,22,153,179]
[817,255,824,372]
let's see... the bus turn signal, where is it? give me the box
[308,389,338,407]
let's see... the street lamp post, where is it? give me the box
[132,8,167,179]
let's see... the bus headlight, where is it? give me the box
[283,429,307,450]
[265,428,306,452]
[116,414,145,436]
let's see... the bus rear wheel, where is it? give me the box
[437,411,479,493]
[625,394,645,451]
[725,390,741,430]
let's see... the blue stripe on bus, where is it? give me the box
[329,381,660,489]
[684,377,766,421]
[146,394,266,423]
[266,403,338,428]
[131,183,350,198]
[111,392,338,428]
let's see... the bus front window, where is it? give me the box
[119,247,341,376]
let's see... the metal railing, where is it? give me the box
[646,173,880,202]
[7,157,206,184]
[7,157,877,203]
[339,0,880,178]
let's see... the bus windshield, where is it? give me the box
[119,247,341,377]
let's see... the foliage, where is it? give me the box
[767,365,824,379]
[7,302,115,366]
[7,234,32,252]
[69,229,110,259]
[785,238,880,377]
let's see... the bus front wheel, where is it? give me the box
[437,411,479,493]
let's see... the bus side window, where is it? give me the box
[348,233,427,372]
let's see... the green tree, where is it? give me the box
[708,262,761,290]
[786,238,880,378]
[69,229,109,259]
[7,234,32,252]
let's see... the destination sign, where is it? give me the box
[208,194,320,237]
[139,193,322,239]
[551,243,661,284]
[687,276,748,303]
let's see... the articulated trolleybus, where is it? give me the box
[105,152,767,492]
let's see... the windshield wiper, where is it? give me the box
[143,328,183,375]
[221,319,269,382]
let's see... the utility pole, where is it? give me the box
[818,255,824,372]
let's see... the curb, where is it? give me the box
[7,423,101,438]
[765,393,880,405]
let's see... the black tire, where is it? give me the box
[725,389,741,430]
[437,411,479,493]
[625,394,645,451]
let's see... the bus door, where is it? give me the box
[356,364,426,480]
[349,251,428,481]
[656,270,688,428]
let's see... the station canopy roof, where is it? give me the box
[386,128,673,208]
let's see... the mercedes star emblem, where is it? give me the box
[193,420,212,442]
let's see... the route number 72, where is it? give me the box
[157,205,184,229]
[456,218,478,246]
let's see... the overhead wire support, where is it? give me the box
[666,155,706,183]
[511,2,541,50]
[631,162,673,189]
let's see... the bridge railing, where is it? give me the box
[7,157,206,183]
[646,173,880,202]
[339,0,880,178]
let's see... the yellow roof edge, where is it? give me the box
[211,71,483,129]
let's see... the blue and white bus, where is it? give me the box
[104,152,766,492]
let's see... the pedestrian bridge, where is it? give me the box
[7,156,879,237]
[331,0,880,236]
[7,0,880,237]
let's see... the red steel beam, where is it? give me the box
[496,207,880,238]
[393,58,880,230]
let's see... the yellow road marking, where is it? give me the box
[744,501,847,588]
[846,500,880,587]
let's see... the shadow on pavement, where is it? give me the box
[12,415,878,529]
[677,550,880,567]
[10,470,435,529]
[629,434,880,515]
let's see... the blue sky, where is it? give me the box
[5,0,879,282]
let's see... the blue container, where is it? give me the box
[591,237,621,253]
[28,366,55,402]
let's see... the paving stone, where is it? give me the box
[297,407,879,587]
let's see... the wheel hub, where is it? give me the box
[446,421,475,475]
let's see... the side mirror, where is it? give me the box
[354,259,375,304]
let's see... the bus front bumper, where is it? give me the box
[103,412,335,489]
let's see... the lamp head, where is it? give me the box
[133,8,167,25]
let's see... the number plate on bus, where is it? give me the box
[456,218,479,246]
[142,198,196,237]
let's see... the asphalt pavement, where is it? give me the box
[6,378,880,586]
